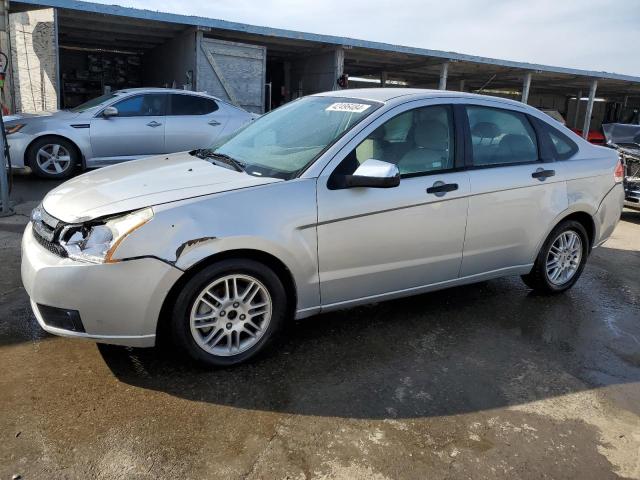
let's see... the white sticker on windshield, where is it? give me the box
[325,102,371,113]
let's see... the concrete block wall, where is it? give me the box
[9,8,58,113]
[0,0,14,112]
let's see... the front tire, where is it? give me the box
[171,259,287,367]
[28,136,78,179]
[521,220,589,294]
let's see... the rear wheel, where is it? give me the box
[521,220,589,294]
[171,259,287,367]
[28,137,78,179]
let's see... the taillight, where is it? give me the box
[614,158,624,183]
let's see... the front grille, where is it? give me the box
[31,206,68,258]
[33,228,68,257]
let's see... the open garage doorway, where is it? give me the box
[55,9,192,109]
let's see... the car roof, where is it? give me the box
[313,88,526,109]
[115,87,221,101]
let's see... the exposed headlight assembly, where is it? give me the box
[60,208,153,264]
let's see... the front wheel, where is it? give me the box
[28,137,78,179]
[171,259,287,367]
[521,220,589,294]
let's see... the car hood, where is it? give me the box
[42,152,282,223]
[4,110,81,123]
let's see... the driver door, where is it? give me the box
[316,102,470,306]
[89,93,167,164]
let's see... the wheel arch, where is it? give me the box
[25,134,85,170]
[534,209,596,260]
[559,211,596,250]
[156,249,298,344]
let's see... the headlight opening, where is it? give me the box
[59,208,153,264]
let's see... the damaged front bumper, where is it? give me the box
[602,123,640,210]
[21,223,183,347]
[620,147,640,210]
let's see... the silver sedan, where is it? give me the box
[5,88,256,178]
[21,88,624,366]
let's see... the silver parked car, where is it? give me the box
[21,89,624,366]
[5,88,256,178]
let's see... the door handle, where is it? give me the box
[208,119,221,126]
[426,181,458,196]
[146,121,162,128]
[531,168,555,180]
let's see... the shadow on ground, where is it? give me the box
[97,250,640,419]
[621,209,640,225]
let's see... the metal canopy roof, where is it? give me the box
[11,0,640,99]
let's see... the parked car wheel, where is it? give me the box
[521,220,589,293]
[171,259,287,367]
[27,136,78,179]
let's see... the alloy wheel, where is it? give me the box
[545,230,582,286]
[36,144,72,174]
[189,274,272,356]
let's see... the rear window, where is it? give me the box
[170,94,218,115]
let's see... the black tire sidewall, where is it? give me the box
[538,220,589,292]
[171,259,287,367]
[28,137,78,179]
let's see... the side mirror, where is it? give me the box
[102,106,118,118]
[343,159,400,188]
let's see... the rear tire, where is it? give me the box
[521,220,589,294]
[28,136,78,179]
[171,259,287,367]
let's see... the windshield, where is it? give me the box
[68,93,119,113]
[209,96,380,179]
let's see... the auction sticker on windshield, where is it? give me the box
[325,103,371,113]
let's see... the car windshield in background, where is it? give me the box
[210,96,380,179]
[68,93,118,113]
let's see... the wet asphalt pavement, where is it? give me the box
[1,176,639,479]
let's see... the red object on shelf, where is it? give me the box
[570,128,606,145]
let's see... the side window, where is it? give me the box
[546,127,578,160]
[466,106,538,166]
[113,94,166,117]
[333,105,455,178]
[170,94,218,115]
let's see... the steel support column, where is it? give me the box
[459,79,465,92]
[582,80,598,139]
[438,61,449,90]
[618,95,629,122]
[573,90,582,128]
[521,72,532,104]
[334,47,345,91]
[380,71,387,87]
[0,113,12,217]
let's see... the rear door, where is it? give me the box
[164,93,229,152]
[316,101,470,306]
[460,102,568,277]
[89,93,166,163]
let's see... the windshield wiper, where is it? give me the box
[194,149,245,172]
